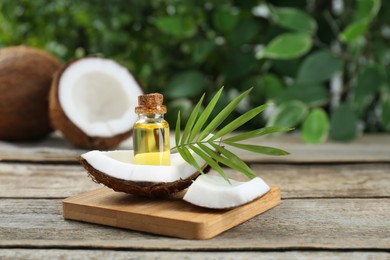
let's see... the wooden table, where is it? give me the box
[1,134,389,259]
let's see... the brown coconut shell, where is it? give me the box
[79,156,211,197]
[49,58,136,149]
[0,46,62,141]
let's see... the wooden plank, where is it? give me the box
[1,134,390,163]
[232,163,390,198]
[1,198,389,249]
[231,133,390,163]
[0,139,85,163]
[62,187,280,240]
[0,163,100,198]
[1,162,389,199]
[0,249,389,260]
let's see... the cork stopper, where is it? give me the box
[135,93,167,114]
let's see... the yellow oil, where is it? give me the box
[133,120,170,165]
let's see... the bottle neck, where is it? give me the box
[136,113,165,124]
[138,113,164,120]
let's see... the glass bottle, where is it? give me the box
[133,93,170,165]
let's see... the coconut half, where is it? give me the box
[79,150,210,197]
[50,57,143,149]
[183,175,270,209]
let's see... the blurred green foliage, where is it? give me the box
[1,0,389,142]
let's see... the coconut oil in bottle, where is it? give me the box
[133,93,170,165]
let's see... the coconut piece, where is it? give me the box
[0,46,62,140]
[79,150,210,197]
[183,175,270,209]
[50,57,143,149]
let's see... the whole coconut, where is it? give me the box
[0,46,62,141]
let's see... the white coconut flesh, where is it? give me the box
[81,150,206,183]
[59,58,143,137]
[183,175,270,209]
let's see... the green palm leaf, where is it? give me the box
[174,87,291,184]
[210,104,269,141]
[201,143,256,179]
[197,87,253,141]
[175,111,181,147]
[224,126,293,143]
[177,146,204,174]
[189,144,230,183]
[180,93,204,145]
[209,143,256,179]
[188,87,224,142]
[224,141,290,156]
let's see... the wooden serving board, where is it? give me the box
[62,186,281,240]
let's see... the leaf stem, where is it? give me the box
[172,139,221,150]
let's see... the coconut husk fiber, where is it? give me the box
[0,46,62,140]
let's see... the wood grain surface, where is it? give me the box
[1,198,389,249]
[0,163,99,198]
[1,134,390,163]
[1,134,389,257]
[0,249,389,260]
[1,162,389,199]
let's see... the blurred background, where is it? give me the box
[0,0,389,143]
